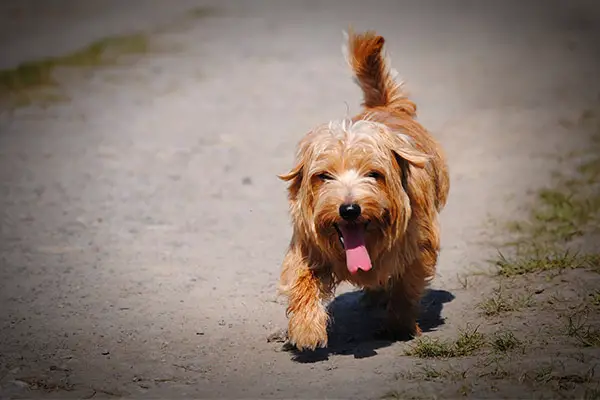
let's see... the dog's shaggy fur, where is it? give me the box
[278,30,450,351]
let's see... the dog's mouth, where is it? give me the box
[334,222,372,275]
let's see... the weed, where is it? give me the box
[457,383,472,397]
[566,312,600,347]
[589,291,600,306]
[456,273,469,289]
[405,337,454,358]
[420,365,443,380]
[405,326,485,358]
[494,248,590,277]
[534,364,554,384]
[478,287,532,316]
[491,331,521,353]
[520,362,597,394]
[406,364,468,382]
[379,390,431,400]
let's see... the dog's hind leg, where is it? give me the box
[279,245,333,351]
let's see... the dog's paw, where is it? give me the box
[287,312,328,351]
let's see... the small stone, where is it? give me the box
[11,380,30,389]
[101,350,110,355]
[196,331,204,336]
[534,287,545,294]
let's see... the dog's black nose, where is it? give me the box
[339,203,361,221]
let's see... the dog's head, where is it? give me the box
[279,119,428,275]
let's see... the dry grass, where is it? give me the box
[494,248,597,277]
[477,286,532,316]
[486,107,600,280]
[490,113,600,277]
[566,310,600,348]
[490,331,522,353]
[405,325,486,358]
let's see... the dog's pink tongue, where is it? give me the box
[339,225,372,274]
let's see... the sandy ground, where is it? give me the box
[1,0,600,398]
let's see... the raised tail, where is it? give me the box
[343,29,415,114]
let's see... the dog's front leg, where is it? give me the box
[280,246,331,351]
[385,262,429,339]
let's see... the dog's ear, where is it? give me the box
[278,160,304,200]
[391,134,429,192]
[392,133,429,169]
[278,162,303,182]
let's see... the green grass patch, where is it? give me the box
[589,291,600,307]
[566,311,600,348]
[380,391,431,400]
[477,286,532,315]
[405,326,486,358]
[0,33,152,108]
[505,187,599,244]
[491,331,522,353]
[488,109,600,276]
[494,248,596,277]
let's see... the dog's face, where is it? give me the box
[280,119,428,275]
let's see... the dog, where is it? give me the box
[277,29,450,351]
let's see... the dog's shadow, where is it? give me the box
[284,288,455,363]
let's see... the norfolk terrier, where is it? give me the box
[278,30,450,351]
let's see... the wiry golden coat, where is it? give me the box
[278,30,450,351]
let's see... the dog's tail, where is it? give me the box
[343,29,414,114]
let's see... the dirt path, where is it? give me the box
[1,0,599,398]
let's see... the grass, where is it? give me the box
[456,273,469,289]
[589,291,600,307]
[0,32,152,108]
[405,326,486,358]
[518,363,597,393]
[506,185,600,244]
[400,364,468,382]
[486,110,600,277]
[380,391,432,400]
[477,286,532,316]
[566,311,600,348]
[491,331,522,353]
[494,248,596,277]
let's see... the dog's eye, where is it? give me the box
[317,173,334,181]
[367,171,382,180]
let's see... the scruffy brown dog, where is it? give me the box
[278,30,450,351]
